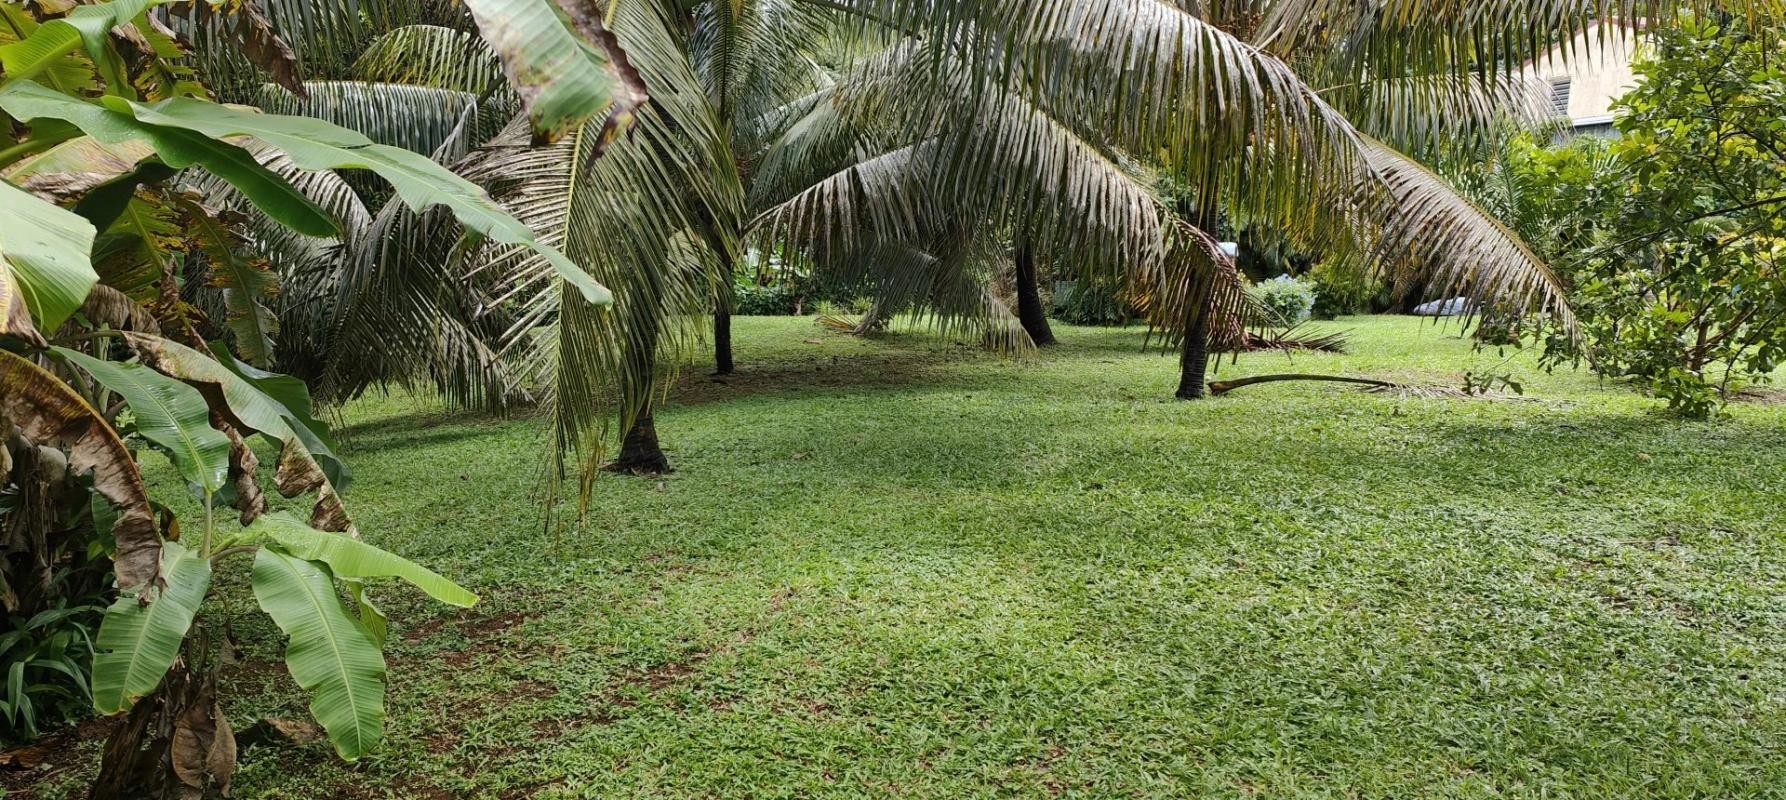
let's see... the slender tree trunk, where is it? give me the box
[1176,305,1211,399]
[713,299,734,375]
[703,219,738,376]
[1176,176,1221,400]
[1013,235,1056,346]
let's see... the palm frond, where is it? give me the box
[1324,72,1557,156]
[317,198,522,407]
[1357,139,1575,332]
[251,81,492,157]
[1257,0,1765,85]
[351,23,505,96]
[827,0,1369,229]
[693,0,838,136]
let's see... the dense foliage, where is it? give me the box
[1582,15,1786,415]
[1249,275,1318,325]
[1307,258,1382,319]
[1460,14,1786,416]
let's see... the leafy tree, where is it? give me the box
[1581,13,1786,415]
[1465,13,1786,416]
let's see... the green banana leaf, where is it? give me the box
[252,548,387,761]
[90,540,211,714]
[254,513,477,608]
[122,334,302,441]
[0,179,98,335]
[206,342,347,485]
[54,347,231,494]
[0,82,338,237]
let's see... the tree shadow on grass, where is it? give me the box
[335,408,536,451]
[672,345,1009,406]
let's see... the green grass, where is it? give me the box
[32,316,1786,799]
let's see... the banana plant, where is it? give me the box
[0,0,632,791]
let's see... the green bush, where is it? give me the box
[733,283,799,316]
[1307,260,1377,319]
[1504,13,1786,417]
[1249,275,1316,325]
[1051,281,1134,326]
[1,602,101,742]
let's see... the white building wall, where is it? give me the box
[1524,23,1645,129]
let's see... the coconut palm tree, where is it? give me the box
[173,0,741,481]
[199,0,1746,484]
[685,0,841,374]
[748,0,1601,400]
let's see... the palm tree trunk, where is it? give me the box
[1176,303,1210,399]
[1176,178,1221,400]
[704,220,738,376]
[612,410,670,474]
[713,299,734,375]
[607,298,671,474]
[1013,235,1056,346]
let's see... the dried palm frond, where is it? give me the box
[1237,324,1352,354]
[1356,140,1576,334]
[1208,373,1534,399]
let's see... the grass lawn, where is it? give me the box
[29,315,1786,799]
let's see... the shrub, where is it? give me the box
[1249,275,1316,325]
[733,283,799,316]
[1526,14,1786,416]
[1051,281,1135,326]
[1306,260,1378,319]
[0,602,102,742]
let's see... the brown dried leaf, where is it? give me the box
[271,443,347,532]
[220,419,266,525]
[108,18,155,60]
[208,705,237,797]
[0,266,44,346]
[175,0,305,97]
[74,284,163,336]
[550,0,648,153]
[171,685,236,799]
[2,137,159,203]
[0,349,158,590]
[234,716,322,749]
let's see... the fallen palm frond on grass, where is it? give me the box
[1208,373,1533,400]
[817,314,879,336]
[1235,323,1352,354]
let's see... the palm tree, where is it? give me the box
[750,0,1597,401]
[179,0,545,404]
[685,0,839,374]
[199,0,1741,487]
[175,0,739,480]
